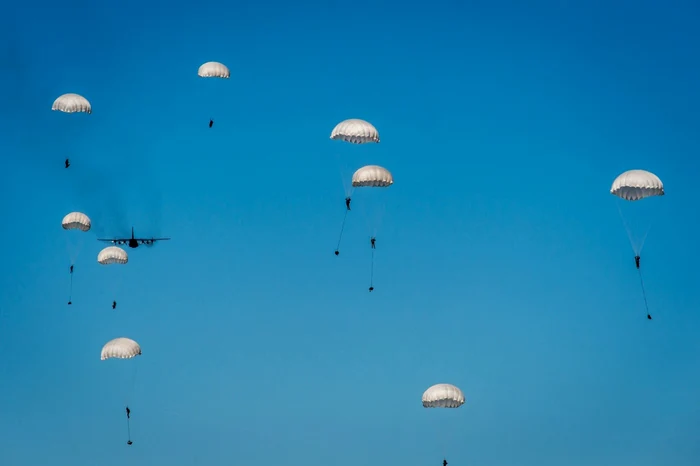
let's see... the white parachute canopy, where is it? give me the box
[198,61,230,78]
[611,169,665,201]
[611,169,665,256]
[98,246,128,265]
[331,119,380,144]
[101,337,141,360]
[52,93,92,114]
[352,165,393,188]
[62,212,91,232]
[350,165,394,238]
[422,383,465,408]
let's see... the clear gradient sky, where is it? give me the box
[1,1,699,465]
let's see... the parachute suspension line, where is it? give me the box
[335,209,349,254]
[637,268,651,319]
[332,151,353,255]
[616,201,653,256]
[616,202,637,254]
[112,273,120,309]
[0,306,6,345]
[440,428,447,464]
[433,415,447,462]
[125,363,139,407]
[637,224,652,257]
[333,152,351,196]
[106,266,126,310]
[130,363,139,397]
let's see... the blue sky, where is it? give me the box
[1,0,699,465]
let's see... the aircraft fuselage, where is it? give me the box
[99,227,167,248]
[113,239,151,248]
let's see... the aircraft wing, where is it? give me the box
[133,238,170,241]
[97,238,127,243]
